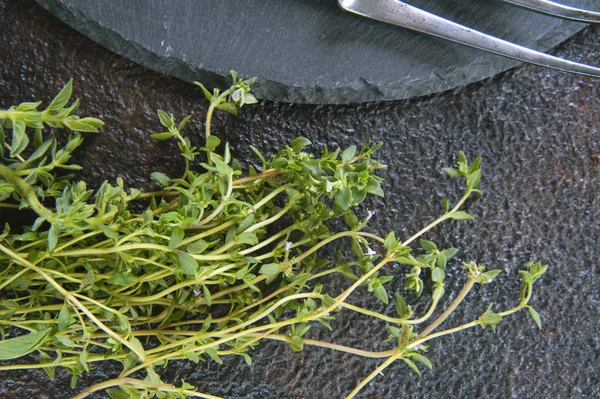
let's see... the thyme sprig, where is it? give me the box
[0,76,547,399]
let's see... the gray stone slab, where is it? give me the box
[34,0,595,103]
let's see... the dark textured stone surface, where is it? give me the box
[1,1,599,398]
[33,0,596,104]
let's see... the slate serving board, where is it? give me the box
[34,0,596,104]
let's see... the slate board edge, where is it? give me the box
[34,0,589,105]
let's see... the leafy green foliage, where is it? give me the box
[0,328,52,360]
[442,151,481,189]
[477,303,503,331]
[0,79,102,159]
[0,77,548,399]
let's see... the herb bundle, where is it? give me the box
[0,75,547,399]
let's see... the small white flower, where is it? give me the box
[193,287,202,296]
[366,209,375,221]
[366,247,377,258]
[285,241,293,251]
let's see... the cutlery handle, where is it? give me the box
[338,0,600,77]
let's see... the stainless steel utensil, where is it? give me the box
[339,0,600,77]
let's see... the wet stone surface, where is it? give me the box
[1,1,599,398]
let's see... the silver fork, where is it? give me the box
[338,0,600,77]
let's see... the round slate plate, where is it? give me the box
[35,0,594,104]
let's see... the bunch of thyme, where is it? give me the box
[0,75,547,399]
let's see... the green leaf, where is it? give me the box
[215,159,232,176]
[341,145,357,162]
[317,317,333,332]
[409,353,432,369]
[58,303,73,331]
[334,187,352,211]
[202,285,212,306]
[47,79,73,110]
[206,136,221,151]
[64,118,102,133]
[402,357,422,377]
[16,101,42,111]
[16,138,53,171]
[169,226,185,249]
[107,272,136,287]
[78,350,90,373]
[156,109,174,128]
[475,269,501,284]
[249,145,266,167]
[373,285,389,304]
[440,248,458,261]
[387,326,401,339]
[177,252,198,277]
[187,240,208,254]
[527,306,542,329]
[48,225,58,252]
[106,388,128,399]
[351,187,367,205]
[241,353,253,366]
[79,270,95,291]
[289,335,304,352]
[519,270,534,284]
[469,157,482,174]
[457,151,467,166]
[344,210,358,229]
[243,277,261,293]
[450,211,474,221]
[150,132,175,141]
[10,119,28,158]
[216,102,238,115]
[365,176,384,197]
[39,352,55,381]
[442,167,461,177]
[96,223,119,241]
[384,232,397,252]
[15,231,37,242]
[193,81,214,102]
[431,267,445,283]
[291,137,311,153]
[178,115,192,131]
[242,92,257,105]
[0,328,52,360]
[436,252,447,269]
[151,172,171,187]
[259,263,280,277]
[467,169,481,189]
[237,232,258,246]
[395,294,409,319]
[526,261,549,282]
[396,256,418,266]
[420,239,437,253]
[477,303,503,331]
[76,117,104,130]
[398,324,410,348]
[57,335,76,349]
[70,373,78,390]
[205,347,223,364]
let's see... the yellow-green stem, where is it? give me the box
[419,277,475,338]
[0,243,146,361]
[345,350,405,399]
